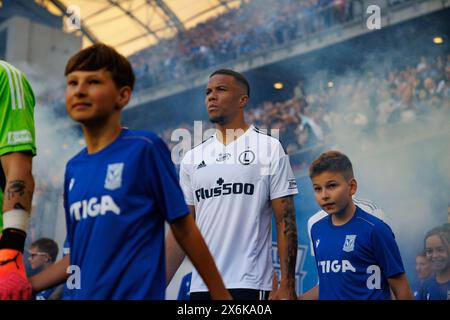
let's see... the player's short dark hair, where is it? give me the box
[309,150,354,180]
[210,69,250,97]
[31,238,59,262]
[65,43,135,90]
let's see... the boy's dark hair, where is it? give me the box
[65,43,135,90]
[210,69,250,97]
[31,238,59,263]
[309,150,354,180]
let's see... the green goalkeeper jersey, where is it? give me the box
[0,61,36,232]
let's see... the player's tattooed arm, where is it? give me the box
[277,195,298,279]
[1,153,35,213]
[7,180,31,211]
[271,195,298,299]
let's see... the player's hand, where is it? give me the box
[268,270,278,300]
[0,270,32,300]
[0,249,32,300]
[269,275,296,300]
[269,286,297,300]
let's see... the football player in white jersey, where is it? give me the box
[166,69,299,300]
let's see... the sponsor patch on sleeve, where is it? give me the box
[7,130,32,145]
[288,179,297,190]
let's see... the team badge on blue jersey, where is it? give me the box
[69,178,75,191]
[343,235,357,252]
[104,163,124,190]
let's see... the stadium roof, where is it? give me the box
[36,0,241,56]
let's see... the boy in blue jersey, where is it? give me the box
[308,150,412,300]
[25,44,231,300]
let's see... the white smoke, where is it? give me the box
[29,80,83,256]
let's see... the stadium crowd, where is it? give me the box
[129,0,414,91]
[35,51,450,171]
[156,53,449,172]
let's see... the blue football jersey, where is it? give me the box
[311,206,405,300]
[177,272,192,300]
[35,287,55,300]
[63,129,189,299]
[416,276,450,300]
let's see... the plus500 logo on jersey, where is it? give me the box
[195,178,255,202]
[70,195,120,221]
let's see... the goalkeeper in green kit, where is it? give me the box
[0,61,36,299]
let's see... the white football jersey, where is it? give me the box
[180,125,298,292]
[307,197,385,256]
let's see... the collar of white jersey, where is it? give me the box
[212,124,255,147]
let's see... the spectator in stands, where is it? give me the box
[128,0,359,91]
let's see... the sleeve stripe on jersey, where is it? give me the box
[14,66,25,110]
[0,61,17,110]
[11,63,25,110]
[0,61,25,110]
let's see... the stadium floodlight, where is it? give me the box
[433,36,443,44]
[273,82,284,90]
